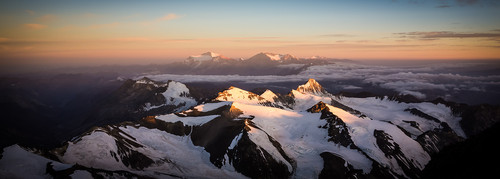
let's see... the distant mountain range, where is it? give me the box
[184,52,335,65]
[161,52,341,75]
[1,78,499,178]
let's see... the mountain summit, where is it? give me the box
[185,52,233,63]
[2,78,478,179]
[246,52,299,64]
[297,78,328,95]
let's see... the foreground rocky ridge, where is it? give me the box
[1,78,497,178]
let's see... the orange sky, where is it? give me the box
[1,1,500,67]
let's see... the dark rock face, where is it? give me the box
[9,77,500,179]
[422,123,500,179]
[429,99,500,137]
[307,101,329,113]
[227,130,292,179]
[273,93,296,109]
[98,125,156,170]
[319,152,364,179]
[51,77,196,146]
[373,130,421,178]
[65,102,294,179]
[459,104,500,137]
[404,107,464,155]
[139,116,192,136]
[87,79,167,125]
[416,129,464,155]
[190,114,247,167]
[183,103,294,178]
[308,101,357,149]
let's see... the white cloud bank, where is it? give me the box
[140,61,500,100]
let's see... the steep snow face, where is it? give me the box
[194,101,233,112]
[130,78,198,113]
[291,89,331,111]
[157,114,219,126]
[161,81,197,111]
[224,79,462,178]
[216,86,268,105]
[232,102,373,177]
[260,90,277,102]
[60,125,248,178]
[139,80,197,112]
[117,126,247,179]
[296,78,328,96]
[245,124,293,172]
[335,96,466,138]
[61,130,127,171]
[325,103,431,176]
[20,78,465,179]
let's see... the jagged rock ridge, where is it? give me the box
[1,78,472,179]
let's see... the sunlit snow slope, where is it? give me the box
[2,78,465,179]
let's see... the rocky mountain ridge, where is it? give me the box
[1,78,498,179]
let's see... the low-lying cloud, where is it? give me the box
[141,60,500,103]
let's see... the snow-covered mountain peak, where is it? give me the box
[246,52,299,64]
[185,52,232,63]
[262,52,297,61]
[262,52,282,61]
[216,86,266,104]
[135,77,167,87]
[127,78,198,112]
[202,51,220,57]
[2,78,473,179]
[297,78,328,95]
[260,89,277,102]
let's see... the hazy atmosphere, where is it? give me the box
[1,1,499,179]
[1,0,500,69]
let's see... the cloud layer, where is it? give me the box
[395,31,500,40]
[141,61,500,104]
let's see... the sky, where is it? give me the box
[1,0,500,67]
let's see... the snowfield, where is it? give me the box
[1,78,466,179]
